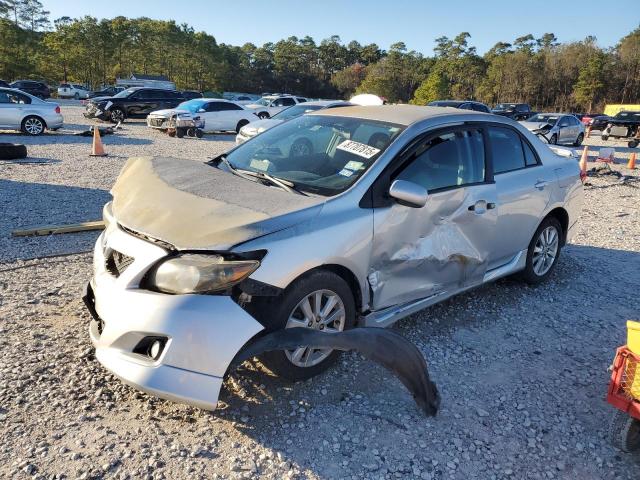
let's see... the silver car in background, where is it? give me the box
[86,106,582,410]
[235,100,352,144]
[0,87,63,135]
[520,113,585,146]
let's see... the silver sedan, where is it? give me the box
[0,87,63,135]
[520,113,585,146]
[86,106,582,410]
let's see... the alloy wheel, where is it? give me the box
[24,118,44,135]
[532,226,559,276]
[285,289,346,367]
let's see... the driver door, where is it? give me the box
[369,127,497,310]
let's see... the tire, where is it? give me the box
[186,128,196,137]
[259,270,356,382]
[602,135,609,141]
[289,138,313,158]
[176,128,185,138]
[549,134,558,145]
[258,111,270,120]
[236,119,249,133]
[518,216,562,285]
[609,410,640,452]
[74,92,79,99]
[109,108,125,124]
[628,140,638,148]
[21,116,45,136]
[0,143,27,160]
[195,129,203,138]
[573,133,584,147]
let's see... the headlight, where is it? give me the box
[149,254,259,294]
[240,126,256,136]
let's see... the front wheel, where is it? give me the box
[236,119,249,133]
[518,217,562,285]
[109,108,125,123]
[549,134,558,145]
[602,134,609,141]
[258,112,269,120]
[259,270,356,381]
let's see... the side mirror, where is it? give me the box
[389,180,428,208]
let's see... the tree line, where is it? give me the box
[1,0,638,112]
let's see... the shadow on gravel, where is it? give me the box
[0,179,110,261]
[0,157,60,166]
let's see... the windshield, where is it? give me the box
[494,103,516,110]
[273,104,324,121]
[177,99,207,113]
[528,114,559,125]
[253,98,272,106]
[225,114,403,196]
[114,88,138,98]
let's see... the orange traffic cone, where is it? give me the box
[628,152,637,170]
[90,126,107,157]
[579,146,588,179]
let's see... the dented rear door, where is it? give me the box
[369,127,497,310]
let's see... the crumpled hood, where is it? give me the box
[241,118,282,134]
[521,121,554,131]
[148,108,189,118]
[110,157,324,250]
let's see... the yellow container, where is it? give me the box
[628,320,640,355]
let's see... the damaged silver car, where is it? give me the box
[85,105,582,411]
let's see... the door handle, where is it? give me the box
[534,180,548,189]
[468,201,496,213]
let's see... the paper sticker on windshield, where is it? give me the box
[338,168,354,177]
[336,140,380,159]
[344,160,365,171]
[250,159,270,171]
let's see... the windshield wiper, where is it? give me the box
[212,154,306,195]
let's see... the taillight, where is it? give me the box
[55,106,61,114]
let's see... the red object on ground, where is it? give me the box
[607,346,640,421]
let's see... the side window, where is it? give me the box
[558,117,569,127]
[218,102,242,111]
[515,104,527,112]
[281,97,296,106]
[523,140,539,167]
[296,97,307,103]
[395,129,485,192]
[6,92,30,104]
[488,127,527,174]
[0,92,9,103]
[459,103,472,110]
[473,103,489,113]
[205,102,223,112]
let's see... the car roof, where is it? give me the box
[312,104,485,126]
[297,100,347,107]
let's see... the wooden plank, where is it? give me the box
[12,220,105,237]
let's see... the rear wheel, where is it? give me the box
[21,116,45,135]
[258,111,269,120]
[573,133,584,147]
[259,270,356,381]
[74,92,79,99]
[518,217,562,285]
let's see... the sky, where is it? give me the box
[42,0,639,55]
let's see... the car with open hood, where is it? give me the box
[84,87,185,123]
[147,98,257,133]
[520,113,585,146]
[85,105,582,411]
[235,100,352,144]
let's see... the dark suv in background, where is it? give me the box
[84,87,185,123]
[491,103,533,120]
[427,100,491,113]
[10,80,50,99]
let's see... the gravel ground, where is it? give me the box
[1,105,639,479]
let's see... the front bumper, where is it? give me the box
[147,116,169,129]
[83,104,109,120]
[86,223,264,410]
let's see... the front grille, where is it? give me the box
[105,249,134,277]
[148,117,165,127]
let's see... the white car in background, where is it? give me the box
[223,93,261,105]
[236,100,352,144]
[57,83,91,99]
[147,98,257,133]
[245,95,307,119]
[0,87,63,135]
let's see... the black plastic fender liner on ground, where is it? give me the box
[0,143,27,160]
[230,327,440,416]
